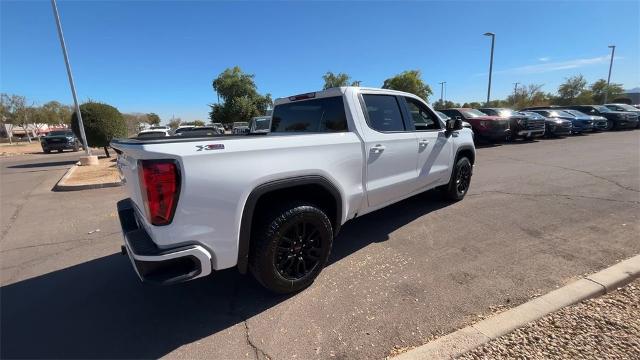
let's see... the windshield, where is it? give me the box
[563,110,587,117]
[594,106,611,113]
[548,110,574,118]
[611,104,638,111]
[233,122,248,127]
[496,109,516,117]
[461,109,488,118]
[49,131,73,136]
[521,112,544,120]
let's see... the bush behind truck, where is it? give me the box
[71,102,127,157]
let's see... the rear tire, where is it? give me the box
[249,202,333,294]
[444,157,472,201]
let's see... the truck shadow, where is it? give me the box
[1,191,451,359]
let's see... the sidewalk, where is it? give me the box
[0,142,42,156]
[54,157,122,191]
[459,279,639,359]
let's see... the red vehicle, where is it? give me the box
[440,108,511,142]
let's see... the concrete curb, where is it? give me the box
[394,254,640,360]
[52,163,122,192]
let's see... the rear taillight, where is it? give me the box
[138,160,180,226]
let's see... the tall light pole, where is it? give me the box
[603,45,616,104]
[438,81,446,103]
[484,32,495,105]
[513,82,520,105]
[51,0,90,156]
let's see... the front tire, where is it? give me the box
[605,119,614,131]
[445,157,472,201]
[250,202,333,294]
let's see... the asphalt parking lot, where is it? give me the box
[1,130,639,359]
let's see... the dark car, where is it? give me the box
[521,111,572,137]
[40,130,81,153]
[527,109,592,134]
[440,108,510,142]
[478,108,545,140]
[604,103,640,128]
[562,109,608,131]
[564,105,638,130]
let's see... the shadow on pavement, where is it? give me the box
[1,191,451,359]
[7,159,79,169]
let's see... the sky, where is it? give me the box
[2,0,639,123]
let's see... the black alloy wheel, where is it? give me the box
[274,220,322,280]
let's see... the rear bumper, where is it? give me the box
[117,198,212,284]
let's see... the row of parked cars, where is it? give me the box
[136,121,259,138]
[438,103,640,143]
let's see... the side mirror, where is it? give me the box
[446,117,463,131]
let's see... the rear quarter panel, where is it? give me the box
[118,133,364,270]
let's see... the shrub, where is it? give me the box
[71,102,126,157]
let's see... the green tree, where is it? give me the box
[382,70,432,101]
[71,102,126,157]
[432,100,460,110]
[590,79,625,104]
[209,66,272,124]
[182,120,206,127]
[557,75,588,105]
[168,117,182,130]
[146,113,161,126]
[41,101,73,125]
[461,102,483,108]
[507,84,550,109]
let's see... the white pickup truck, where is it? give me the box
[112,87,475,293]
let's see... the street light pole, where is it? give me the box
[51,0,90,156]
[484,32,495,105]
[603,45,616,104]
[513,82,520,105]
[438,81,446,103]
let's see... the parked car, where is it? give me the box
[478,108,545,140]
[212,123,225,134]
[563,105,638,130]
[249,116,271,134]
[137,129,171,138]
[232,122,250,134]
[181,126,223,137]
[173,125,195,135]
[111,86,475,293]
[520,111,572,137]
[527,109,592,134]
[440,108,510,142]
[604,103,640,128]
[436,111,473,132]
[562,109,608,131]
[40,130,81,153]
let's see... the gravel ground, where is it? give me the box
[458,279,640,359]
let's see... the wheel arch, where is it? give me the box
[237,175,343,274]
[455,145,475,165]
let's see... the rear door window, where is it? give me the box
[361,94,406,132]
[271,96,347,133]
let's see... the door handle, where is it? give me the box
[370,144,386,153]
[419,139,430,146]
